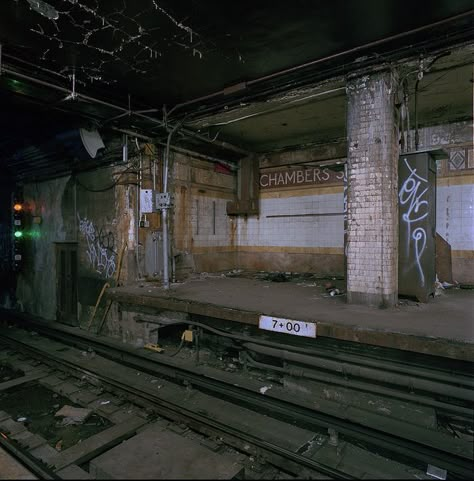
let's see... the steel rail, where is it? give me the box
[243,342,474,402]
[242,352,473,418]
[1,325,472,478]
[12,312,474,412]
[128,310,474,385]
[12,309,472,387]
[6,314,474,418]
[0,334,353,480]
[0,431,60,480]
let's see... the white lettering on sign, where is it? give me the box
[259,315,317,338]
[260,167,344,189]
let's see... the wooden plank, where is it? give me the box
[53,416,147,471]
[0,446,38,480]
[0,371,49,392]
[89,423,244,480]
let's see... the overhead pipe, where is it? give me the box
[1,66,248,157]
[110,126,238,170]
[243,355,472,417]
[168,10,473,114]
[161,121,184,289]
[154,142,237,170]
[204,86,346,128]
[244,342,473,402]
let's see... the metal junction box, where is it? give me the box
[398,150,443,302]
[155,192,172,210]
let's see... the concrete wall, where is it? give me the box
[15,177,69,319]
[13,119,472,326]
[237,186,344,275]
[172,153,237,276]
[15,165,137,326]
[236,142,347,276]
[217,120,472,283]
[425,122,474,283]
[75,167,127,327]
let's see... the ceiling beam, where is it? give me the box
[1,63,250,158]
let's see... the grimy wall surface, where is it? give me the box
[11,120,473,324]
[238,145,346,276]
[15,177,70,319]
[172,152,237,276]
[14,165,136,326]
[213,120,472,283]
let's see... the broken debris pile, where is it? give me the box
[55,405,92,426]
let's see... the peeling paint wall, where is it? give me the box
[426,122,474,283]
[15,164,137,326]
[16,177,69,319]
[236,141,346,276]
[172,152,237,275]
[75,167,120,327]
[230,121,473,281]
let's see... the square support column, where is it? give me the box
[346,70,399,307]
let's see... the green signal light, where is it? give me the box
[14,231,23,238]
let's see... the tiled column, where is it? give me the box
[346,69,400,307]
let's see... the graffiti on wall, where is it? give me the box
[77,214,116,278]
[398,158,429,286]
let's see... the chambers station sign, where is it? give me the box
[260,166,344,189]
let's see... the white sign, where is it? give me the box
[140,189,154,214]
[259,315,317,338]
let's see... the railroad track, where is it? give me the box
[0,433,60,480]
[0,326,353,479]
[1,312,473,479]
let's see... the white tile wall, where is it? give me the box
[191,196,235,247]
[238,193,344,248]
[187,184,473,252]
[436,184,474,250]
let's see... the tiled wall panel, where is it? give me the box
[437,184,474,251]
[237,193,344,248]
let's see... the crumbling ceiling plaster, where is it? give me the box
[0,0,472,175]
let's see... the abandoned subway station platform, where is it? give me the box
[0,1,473,479]
[105,274,474,362]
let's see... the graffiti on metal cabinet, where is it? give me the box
[343,165,348,257]
[398,158,428,286]
[77,214,116,278]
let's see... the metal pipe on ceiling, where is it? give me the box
[99,128,239,170]
[203,86,346,128]
[170,9,474,113]
[1,65,249,157]
[154,142,237,170]
[133,111,249,156]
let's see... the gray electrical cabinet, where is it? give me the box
[144,230,164,278]
[398,150,442,302]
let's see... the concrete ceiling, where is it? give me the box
[0,1,471,104]
[0,0,472,178]
[189,51,473,152]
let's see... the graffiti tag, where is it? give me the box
[399,158,428,286]
[78,214,116,278]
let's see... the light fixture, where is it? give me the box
[26,0,59,20]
